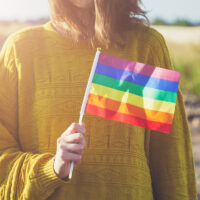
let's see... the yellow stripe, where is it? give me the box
[90,83,176,114]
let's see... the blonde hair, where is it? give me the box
[49,0,149,48]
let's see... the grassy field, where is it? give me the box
[154,26,200,97]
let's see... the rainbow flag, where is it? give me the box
[84,52,180,134]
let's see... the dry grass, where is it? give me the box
[154,25,200,44]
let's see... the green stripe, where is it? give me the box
[93,73,177,103]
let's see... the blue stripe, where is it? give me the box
[95,63,179,92]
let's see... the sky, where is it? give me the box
[0,0,199,23]
[143,0,200,23]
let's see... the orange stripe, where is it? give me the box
[87,93,174,124]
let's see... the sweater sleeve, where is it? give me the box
[0,36,68,200]
[147,29,197,200]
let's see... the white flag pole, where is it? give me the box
[68,49,101,179]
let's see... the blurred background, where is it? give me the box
[0,0,199,198]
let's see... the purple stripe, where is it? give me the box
[98,53,180,83]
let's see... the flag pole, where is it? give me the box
[68,49,101,179]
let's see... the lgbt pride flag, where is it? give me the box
[82,51,180,134]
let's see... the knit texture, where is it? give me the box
[0,21,197,200]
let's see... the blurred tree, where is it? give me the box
[152,17,169,25]
[152,17,200,26]
[173,19,193,26]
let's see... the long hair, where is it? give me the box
[49,0,149,48]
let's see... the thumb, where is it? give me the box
[80,123,85,128]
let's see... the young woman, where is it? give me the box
[0,0,197,199]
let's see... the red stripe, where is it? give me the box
[85,104,171,134]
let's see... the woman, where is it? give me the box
[0,0,197,199]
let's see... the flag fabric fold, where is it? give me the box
[85,52,180,134]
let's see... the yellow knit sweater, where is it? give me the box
[0,21,197,200]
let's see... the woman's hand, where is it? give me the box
[54,123,86,179]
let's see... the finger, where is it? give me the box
[62,133,85,144]
[73,123,86,135]
[60,143,85,154]
[81,123,85,128]
[74,159,82,166]
[61,151,82,163]
[62,123,86,137]
[58,138,85,154]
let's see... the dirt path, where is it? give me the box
[183,91,200,198]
